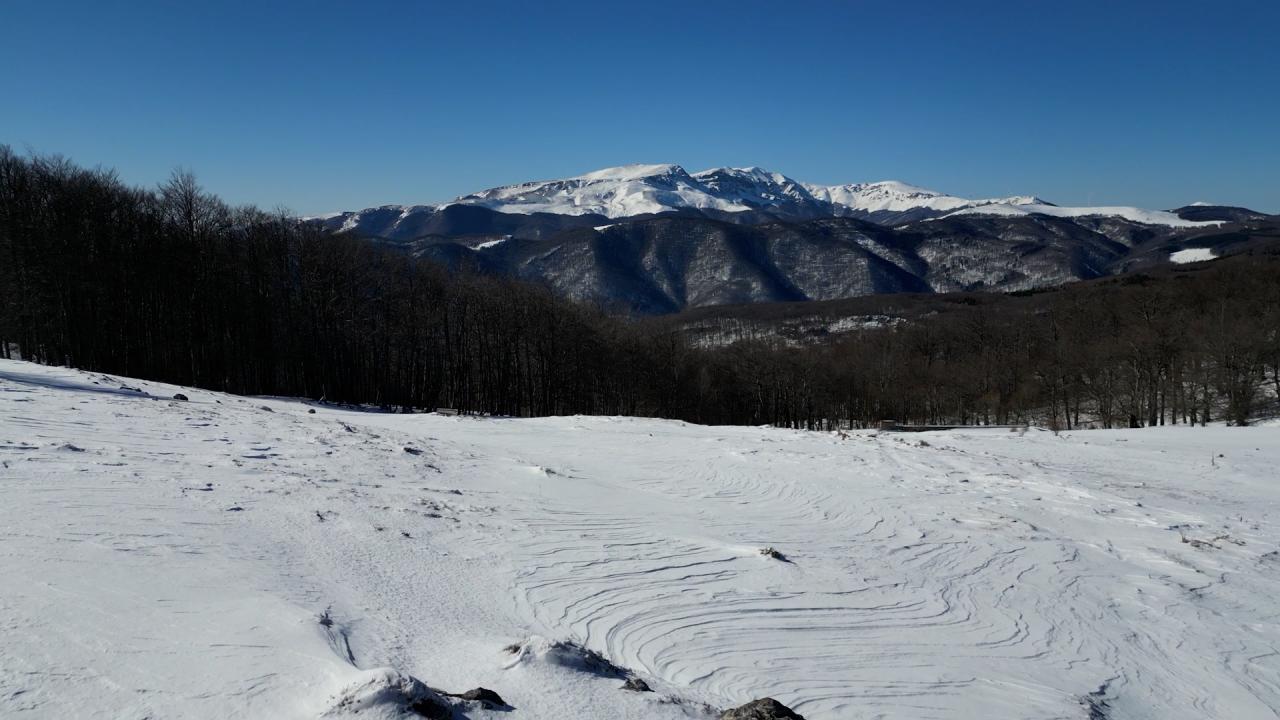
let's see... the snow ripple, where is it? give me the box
[4,364,1278,720]
[481,424,1280,719]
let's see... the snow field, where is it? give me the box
[2,359,1278,719]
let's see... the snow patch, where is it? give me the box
[475,235,510,250]
[1170,247,1218,264]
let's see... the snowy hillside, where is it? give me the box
[3,359,1279,719]
[455,164,753,218]
[805,179,1040,215]
[942,201,1217,228]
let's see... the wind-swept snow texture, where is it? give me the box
[2,359,1279,719]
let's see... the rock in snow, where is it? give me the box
[621,677,652,692]
[504,636,629,678]
[321,668,453,719]
[454,687,507,708]
[721,697,807,719]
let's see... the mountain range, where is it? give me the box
[311,165,1276,314]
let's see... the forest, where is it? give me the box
[1,147,1277,430]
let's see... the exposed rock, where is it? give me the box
[456,686,507,707]
[1080,682,1112,720]
[759,547,788,562]
[408,697,452,719]
[172,393,189,401]
[622,677,652,692]
[503,636,627,677]
[321,668,453,719]
[721,697,806,719]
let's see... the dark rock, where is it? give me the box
[505,637,631,680]
[226,506,244,512]
[323,668,453,719]
[308,408,316,414]
[721,698,806,720]
[173,393,189,401]
[457,687,507,707]
[404,446,424,455]
[409,697,452,719]
[622,677,652,692]
[259,405,273,412]
[759,547,788,562]
[549,640,626,677]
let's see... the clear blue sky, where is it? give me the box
[3,0,1277,214]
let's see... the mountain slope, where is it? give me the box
[5,359,1280,719]
[316,164,1225,237]
[455,164,753,218]
[310,165,1268,314]
[942,201,1216,228]
[389,213,1279,314]
[806,180,1043,224]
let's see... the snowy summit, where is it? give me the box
[435,164,1213,226]
[448,164,1049,221]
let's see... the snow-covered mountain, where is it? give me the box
[319,164,1223,236]
[806,179,1041,216]
[454,164,749,218]
[305,165,1261,315]
[448,163,1046,222]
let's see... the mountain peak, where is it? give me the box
[575,163,687,182]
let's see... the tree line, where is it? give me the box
[680,263,1279,429]
[2,147,1277,429]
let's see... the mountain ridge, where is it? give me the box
[316,163,1223,231]
[307,165,1274,316]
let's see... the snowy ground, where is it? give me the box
[2,359,1278,719]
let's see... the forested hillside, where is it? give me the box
[2,148,1277,429]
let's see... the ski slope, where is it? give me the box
[2,359,1278,719]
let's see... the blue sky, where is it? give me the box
[2,0,1277,214]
